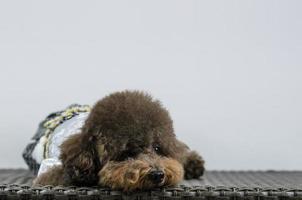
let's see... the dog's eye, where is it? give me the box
[153,145,160,152]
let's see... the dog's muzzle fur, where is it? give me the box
[99,154,184,191]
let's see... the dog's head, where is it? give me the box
[60,91,186,191]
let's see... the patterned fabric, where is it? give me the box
[23,104,91,175]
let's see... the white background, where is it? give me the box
[0,0,301,170]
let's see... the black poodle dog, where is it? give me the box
[33,90,205,191]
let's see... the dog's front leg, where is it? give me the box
[183,150,205,179]
[33,165,65,186]
[173,139,205,179]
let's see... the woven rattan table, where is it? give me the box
[0,169,302,200]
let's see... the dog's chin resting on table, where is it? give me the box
[33,90,205,191]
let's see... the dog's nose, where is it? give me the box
[148,170,164,184]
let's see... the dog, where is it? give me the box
[33,90,205,191]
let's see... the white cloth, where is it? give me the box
[35,112,89,176]
[38,158,62,176]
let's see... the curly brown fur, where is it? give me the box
[33,165,65,186]
[183,151,205,179]
[33,90,205,190]
[99,155,184,191]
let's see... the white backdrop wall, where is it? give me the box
[0,0,301,170]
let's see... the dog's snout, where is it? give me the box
[148,170,164,184]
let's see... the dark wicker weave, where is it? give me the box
[1,169,302,200]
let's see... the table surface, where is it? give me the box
[1,169,302,189]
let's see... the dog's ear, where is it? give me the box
[59,132,100,186]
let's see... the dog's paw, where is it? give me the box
[184,151,205,179]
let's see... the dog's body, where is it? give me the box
[34,91,205,191]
